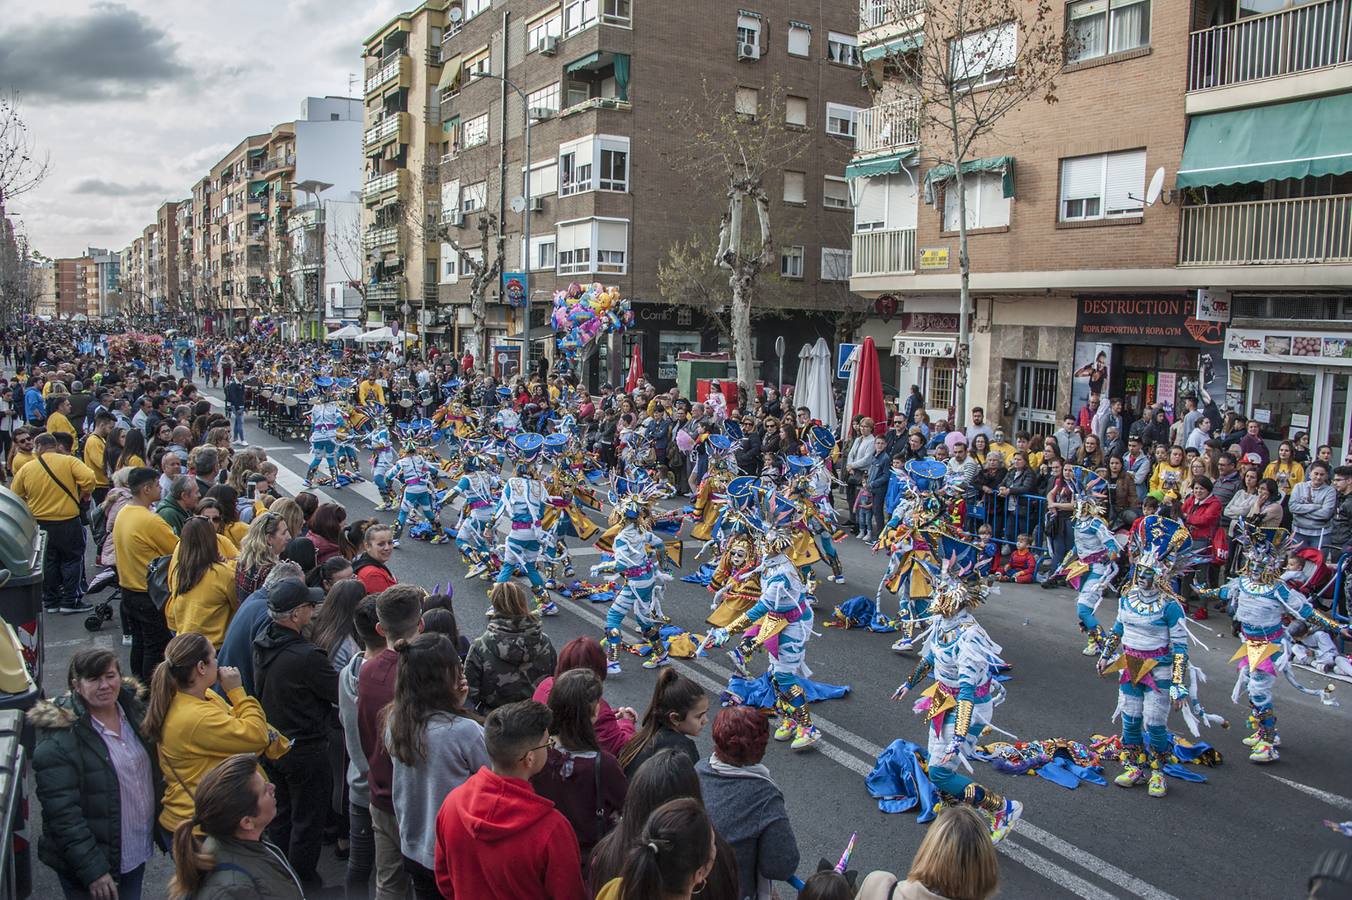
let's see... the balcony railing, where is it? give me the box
[364,113,407,148]
[1178,194,1352,266]
[362,170,406,201]
[860,0,924,32]
[559,97,633,118]
[365,54,408,94]
[263,153,295,173]
[855,96,920,156]
[852,228,916,276]
[363,225,399,250]
[367,280,404,301]
[1187,0,1352,92]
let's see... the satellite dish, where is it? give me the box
[509,196,527,214]
[1145,167,1166,207]
[448,6,463,22]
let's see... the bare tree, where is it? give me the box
[656,225,732,344]
[881,0,1063,426]
[661,76,810,395]
[0,92,49,204]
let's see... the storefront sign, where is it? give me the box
[1195,288,1231,323]
[892,334,956,358]
[1157,371,1177,414]
[501,271,527,308]
[874,294,898,322]
[1224,329,1352,367]
[658,362,677,380]
[900,313,959,333]
[918,247,950,270]
[1075,296,1225,347]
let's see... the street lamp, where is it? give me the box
[470,69,533,378]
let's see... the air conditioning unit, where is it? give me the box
[527,196,545,212]
[737,41,760,61]
[540,36,559,56]
[528,107,554,121]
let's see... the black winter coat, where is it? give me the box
[253,622,339,745]
[29,681,162,888]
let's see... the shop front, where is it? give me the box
[1072,295,1228,422]
[1223,328,1352,456]
[890,312,959,420]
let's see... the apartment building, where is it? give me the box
[151,203,180,314]
[53,258,85,319]
[361,4,449,335]
[361,0,869,384]
[848,0,1352,455]
[77,248,121,318]
[34,264,56,319]
[287,193,365,328]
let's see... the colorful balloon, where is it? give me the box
[551,283,633,373]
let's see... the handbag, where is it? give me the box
[36,455,90,525]
[146,555,173,610]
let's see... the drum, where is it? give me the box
[417,387,434,408]
[398,388,415,409]
[283,386,299,408]
[260,384,274,400]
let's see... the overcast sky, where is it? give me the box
[1,0,408,259]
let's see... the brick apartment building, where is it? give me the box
[365,0,871,387]
[849,0,1352,456]
[53,257,85,319]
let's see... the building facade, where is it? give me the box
[53,258,85,319]
[848,0,1352,457]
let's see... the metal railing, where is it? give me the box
[1178,194,1352,266]
[263,153,295,173]
[362,171,404,200]
[1187,0,1352,92]
[860,0,924,31]
[364,113,407,147]
[559,97,632,118]
[855,96,920,156]
[965,493,1050,552]
[852,228,916,276]
[365,55,406,94]
[363,225,399,249]
[367,280,403,301]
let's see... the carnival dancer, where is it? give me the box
[806,425,847,584]
[1052,465,1122,656]
[446,439,502,580]
[491,432,558,616]
[875,460,953,652]
[690,434,739,543]
[540,433,602,588]
[1097,515,1210,797]
[303,376,344,487]
[709,491,823,751]
[493,385,522,434]
[366,408,399,510]
[705,477,765,630]
[1201,524,1343,763]
[389,422,449,547]
[890,550,1021,841]
[591,477,678,674]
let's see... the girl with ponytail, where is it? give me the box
[594,798,717,900]
[169,753,303,899]
[618,669,709,777]
[144,632,275,834]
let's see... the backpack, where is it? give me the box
[88,500,109,551]
[146,555,173,609]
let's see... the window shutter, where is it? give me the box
[824,177,850,206]
[735,87,759,116]
[596,220,628,253]
[887,175,918,229]
[786,96,808,126]
[784,171,806,203]
[556,221,586,253]
[855,178,887,228]
[788,25,811,56]
[1060,154,1103,203]
[976,173,1010,227]
[1104,149,1146,216]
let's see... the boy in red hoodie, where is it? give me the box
[434,700,589,900]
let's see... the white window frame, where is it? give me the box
[598,137,629,192]
[827,31,861,66]
[735,86,759,117]
[783,170,806,204]
[559,134,629,195]
[439,243,459,284]
[1067,0,1151,63]
[1058,149,1146,222]
[527,12,563,52]
[461,180,487,213]
[787,22,812,57]
[781,245,805,279]
[825,103,862,138]
[523,160,559,198]
[603,0,632,26]
[527,82,561,116]
[785,95,808,127]
[465,0,490,20]
[520,234,558,271]
[465,49,491,80]
[737,14,763,52]
[942,172,1011,231]
[821,247,852,282]
[563,0,599,36]
[950,22,1017,91]
[461,113,489,149]
[555,217,629,275]
[823,175,850,209]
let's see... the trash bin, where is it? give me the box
[0,487,44,690]
[0,710,31,899]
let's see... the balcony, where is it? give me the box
[263,153,295,174]
[367,280,404,301]
[365,54,411,95]
[855,96,920,157]
[363,225,399,250]
[859,0,924,46]
[1179,194,1352,266]
[559,97,632,118]
[852,228,916,276]
[362,169,408,204]
[364,112,410,149]
[1188,0,1352,94]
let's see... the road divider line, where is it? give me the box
[998,840,1122,900]
[1265,773,1352,811]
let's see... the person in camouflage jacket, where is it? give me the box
[466,582,558,715]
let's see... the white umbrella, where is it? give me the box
[810,337,838,429]
[840,344,861,436]
[356,326,395,343]
[328,324,362,340]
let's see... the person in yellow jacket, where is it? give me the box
[112,467,182,681]
[82,411,115,503]
[43,396,78,446]
[1263,439,1305,495]
[357,376,385,407]
[140,633,279,833]
[165,518,240,649]
[1149,445,1187,509]
[11,432,96,615]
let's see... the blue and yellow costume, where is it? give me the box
[1052,466,1121,656]
[492,432,557,616]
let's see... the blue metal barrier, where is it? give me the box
[966,493,1047,546]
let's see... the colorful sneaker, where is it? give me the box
[374,500,393,511]
[773,718,796,742]
[891,635,914,653]
[466,562,489,580]
[302,479,314,488]
[537,601,559,617]
[1147,770,1167,797]
[429,534,449,545]
[829,574,845,584]
[988,800,1023,843]
[1242,731,1281,748]
[1114,761,1146,788]
[606,660,622,675]
[1248,740,1280,764]
[390,538,401,548]
[791,724,822,751]
[642,652,671,670]
[1082,636,1100,656]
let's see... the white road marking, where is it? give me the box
[1265,773,1352,812]
[552,597,1179,900]
[286,453,384,505]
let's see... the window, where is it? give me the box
[521,234,557,271]
[462,113,489,149]
[527,13,562,52]
[560,138,592,195]
[524,160,558,197]
[785,95,808,127]
[603,0,632,25]
[927,363,956,409]
[596,220,628,272]
[942,172,1011,230]
[783,170,806,204]
[821,248,851,281]
[560,135,628,194]
[1059,149,1146,221]
[465,0,490,19]
[781,245,804,278]
[787,22,812,56]
[527,82,561,116]
[461,180,487,213]
[827,32,861,66]
[599,140,628,191]
[1067,0,1150,62]
[737,14,763,51]
[823,176,850,209]
[556,217,630,275]
[465,49,491,80]
[950,22,1016,90]
[825,103,862,137]
[564,0,599,36]
[439,246,458,283]
[735,86,759,117]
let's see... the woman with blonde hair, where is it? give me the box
[464,581,557,714]
[856,806,999,900]
[236,510,292,599]
[269,497,307,544]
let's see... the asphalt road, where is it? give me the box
[28,389,1352,899]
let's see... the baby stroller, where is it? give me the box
[83,566,119,633]
[1286,546,1334,603]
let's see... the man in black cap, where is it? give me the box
[252,578,338,888]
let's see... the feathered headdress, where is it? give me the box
[1063,464,1109,519]
[1230,521,1295,580]
[1128,514,1198,584]
[919,546,994,618]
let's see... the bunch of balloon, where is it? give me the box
[550,282,634,375]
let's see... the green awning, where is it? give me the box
[1177,93,1352,189]
[846,149,916,179]
[862,33,923,62]
[249,181,269,198]
[436,55,463,92]
[247,148,266,157]
[923,156,1015,204]
[565,51,603,74]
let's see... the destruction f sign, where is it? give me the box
[1196,288,1231,323]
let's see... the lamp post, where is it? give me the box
[470,70,532,378]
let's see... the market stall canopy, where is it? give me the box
[327,324,362,340]
[923,156,1015,205]
[1177,93,1352,189]
[356,326,395,343]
